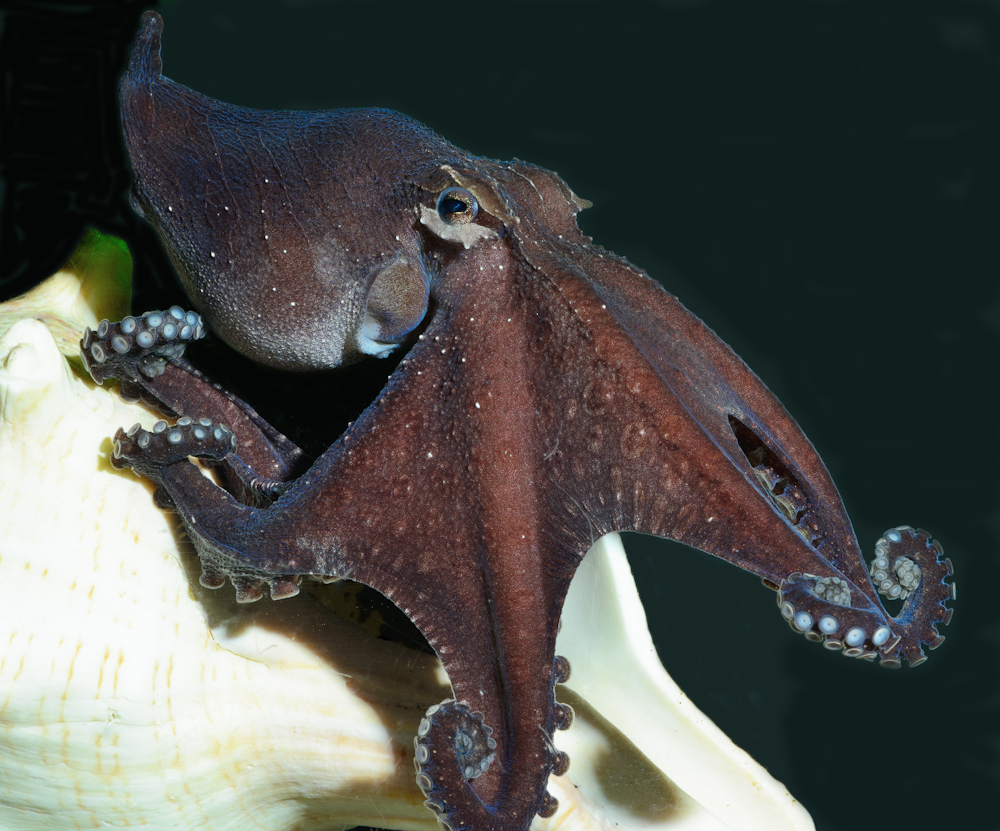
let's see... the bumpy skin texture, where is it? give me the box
[91,12,955,831]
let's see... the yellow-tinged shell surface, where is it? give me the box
[0,241,814,831]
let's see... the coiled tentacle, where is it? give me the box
[109,418,308,602]
[778,526,954,667]
[413,695,569,831]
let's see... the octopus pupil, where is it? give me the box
[441,197,467,215]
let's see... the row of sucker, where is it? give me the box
[727,416,823,547]
[113,416,235,460]
[541,655,573,817]
[110,417,236,480]
[778,581,896,661]
[870,528,921,600]
[777,526,954,667]
[80,306,204,383]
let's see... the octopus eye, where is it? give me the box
[436,187,478,226]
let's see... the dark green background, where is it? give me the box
[1,2,996,830]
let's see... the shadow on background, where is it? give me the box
[2,2,997,829]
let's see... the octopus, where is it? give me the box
[80,12,954,831]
